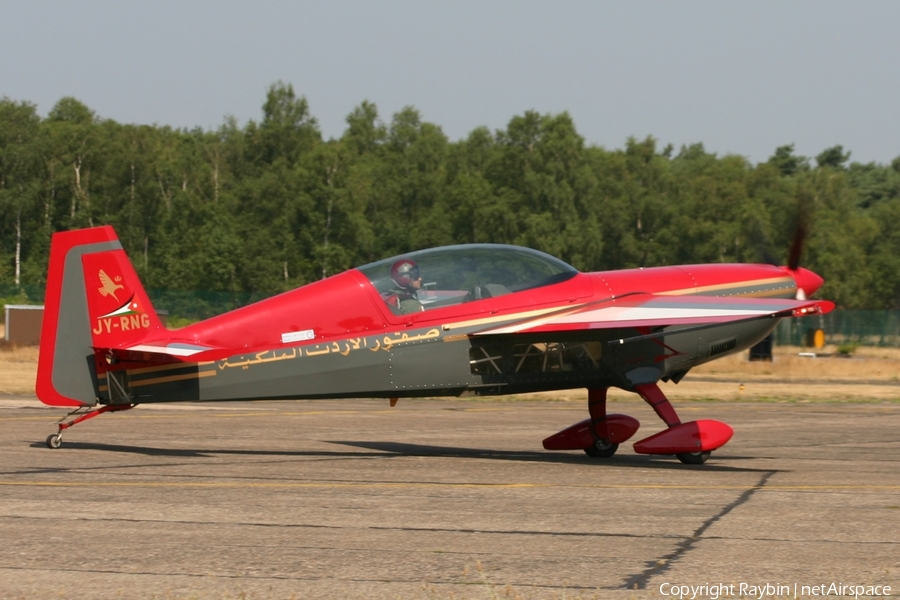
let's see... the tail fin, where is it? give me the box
[36,226,164,406]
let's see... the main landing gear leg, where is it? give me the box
[585,389,617,457]
[632,383,733,464]
[633,383,681,427]
[542,388,640,457]
[46,404,134,449]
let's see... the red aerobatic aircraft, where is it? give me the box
[37,226,833,463]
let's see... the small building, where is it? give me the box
[4,305,44,346]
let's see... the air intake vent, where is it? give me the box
[708,337,737,358]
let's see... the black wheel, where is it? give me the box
[46,434,62,449]
[676,451,710,465]
[584,439,618,458]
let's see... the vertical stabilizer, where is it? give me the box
[36,226,163,407]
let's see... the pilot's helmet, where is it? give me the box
[390,259,420,288]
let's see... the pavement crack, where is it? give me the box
[0,513,684,541]
[0,565,601,591]
[621,470,776,591]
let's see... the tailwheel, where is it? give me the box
[584,438,618,458]
[676,451,710,465]
[45,403,134,450]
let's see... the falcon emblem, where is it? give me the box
[98,269,124,301]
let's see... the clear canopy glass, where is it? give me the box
[356,244,578,312]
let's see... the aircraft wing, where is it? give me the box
[473,294,835,336]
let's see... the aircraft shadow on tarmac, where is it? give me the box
[331,440,779,472]
[29,440,392,460]
[29,440,778,473]
[29,441,212,458]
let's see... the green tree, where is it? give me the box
[815,145,851,169]
[866,198,900,308]
[767,144,809,176]
[253,81,320,168]
[444,127,517,245]
[41,97,104,230]
[489,111,604,269]
[800,170,877,307]
[0,98,42,286]
[592,136,675,269]
[845,161,900,208]
[378,106,450,253]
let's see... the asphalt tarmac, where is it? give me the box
[0,396,898,599]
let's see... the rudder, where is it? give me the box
[36,226,163,407]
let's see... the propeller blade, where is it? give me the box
[787,220,806,271]
[787,198,811,271]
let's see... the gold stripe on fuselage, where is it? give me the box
[657,276,796,298]
[129,370,218,388]
[97,361,215,380]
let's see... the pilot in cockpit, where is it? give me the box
[386,259,425,314]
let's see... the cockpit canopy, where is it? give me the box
[357,244,578,312]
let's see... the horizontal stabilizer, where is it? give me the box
[100,341,230,366]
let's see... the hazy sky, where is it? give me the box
[3,1,898,165]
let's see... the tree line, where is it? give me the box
[2,82,900,311]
